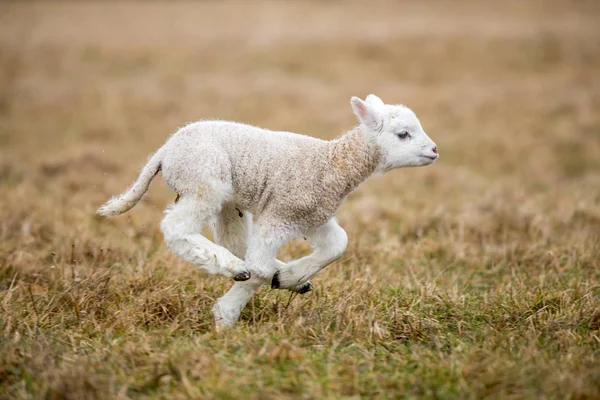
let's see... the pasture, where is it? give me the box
[1,1,599,398]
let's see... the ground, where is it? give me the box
[1,1,600,399]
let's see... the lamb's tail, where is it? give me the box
[97,149,163,217]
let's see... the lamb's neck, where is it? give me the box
[324,126,382,199]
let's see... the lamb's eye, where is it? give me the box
[397,131,410,140]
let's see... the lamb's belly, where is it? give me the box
[230,170,285,216]
[230,169,340,227]
[259,193,339,228]
[230,180,266,215]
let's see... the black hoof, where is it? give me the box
[271,271,280,289]
[296,281,313,294]
[232,271,251,281]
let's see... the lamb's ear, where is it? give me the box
[351,96,381,130]
[365,94,384,108]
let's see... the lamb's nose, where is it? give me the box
[432,147,438,154]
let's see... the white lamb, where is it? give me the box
[97,94,439,329]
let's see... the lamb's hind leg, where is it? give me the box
[161,196,250,281]
[213,204,312,294]
[272,218,348,290]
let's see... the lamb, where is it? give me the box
[97,94,439,329]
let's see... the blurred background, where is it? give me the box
[1,1,599,398]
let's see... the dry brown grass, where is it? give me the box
[1,1,600,398]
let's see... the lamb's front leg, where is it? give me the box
[273,260,314,294]
[211,277,265,331]
[212,224,286,330]
[271,218,348,290]
[213,204,312,295]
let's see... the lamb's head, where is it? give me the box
[350,94,438,172]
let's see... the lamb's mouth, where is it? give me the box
[421,154,438,161]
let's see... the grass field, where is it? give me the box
[1,1,600,398]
